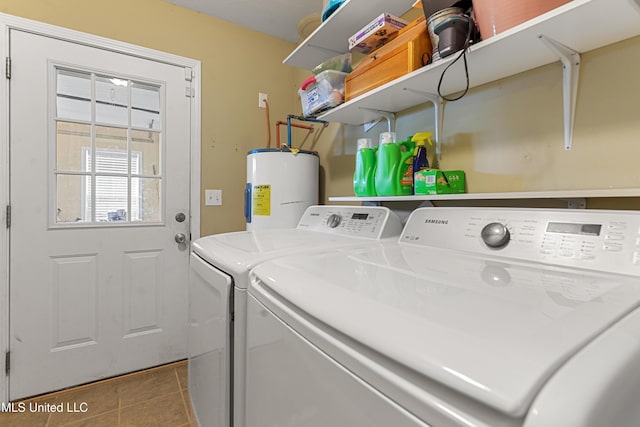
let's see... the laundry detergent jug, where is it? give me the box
[398,136,416,195]
[374,132,414,196]
[353,138,377,196]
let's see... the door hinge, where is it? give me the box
[5,57,11,79]
[5,351,9,375]
[184,67,193,82]
[185,86,195,98]
[5,205,10,229]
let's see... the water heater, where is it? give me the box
[245,148,319,230]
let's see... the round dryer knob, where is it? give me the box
[326,214,342,228]
[481,222,511,248]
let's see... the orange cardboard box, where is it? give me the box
[345,16,431,101]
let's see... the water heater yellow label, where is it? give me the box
[253,185,271,216]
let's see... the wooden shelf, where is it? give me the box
[315,0,640,125]
[284,0,414,70]
[329,189,640,203]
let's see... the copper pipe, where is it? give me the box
[275,121,314,148]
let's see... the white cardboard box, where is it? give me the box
[348,13,408,54]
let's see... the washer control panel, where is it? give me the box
[401,207,640,276]
[297,206,402,239]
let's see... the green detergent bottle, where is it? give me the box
[353,138,377,196]
[374,132,415,196]
[398,136,416,195]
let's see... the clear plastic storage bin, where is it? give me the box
[299,70,348,117]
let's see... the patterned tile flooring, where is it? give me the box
[0,360,196,426]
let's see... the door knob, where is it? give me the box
[175,233,187,244]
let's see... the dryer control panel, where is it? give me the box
[401,207,640,276]
[297,206,402,239]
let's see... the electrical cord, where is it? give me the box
[437,15,475,102]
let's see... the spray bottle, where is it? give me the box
[412,132,433,174]
[411,132,434,195]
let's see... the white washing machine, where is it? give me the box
[188,205,402,427]
[247,207,640,427]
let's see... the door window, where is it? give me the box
[54,68,163,225]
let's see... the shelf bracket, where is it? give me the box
[403,89,444,161]
[358,108,396,133]
[539,35,581,151]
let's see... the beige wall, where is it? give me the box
[3,1,639,237]
[308,34,640,210]
[0,0,304,235]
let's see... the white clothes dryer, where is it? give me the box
[247,207,640,427]
[188,205,402,427]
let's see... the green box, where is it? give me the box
[414,169,466,195]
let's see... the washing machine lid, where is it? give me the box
[250,244,640,417]
[192,205,403,288]
[192,229,364,286]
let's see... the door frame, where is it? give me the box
[0,13,202,403]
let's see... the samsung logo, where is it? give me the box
[424,219,449,225]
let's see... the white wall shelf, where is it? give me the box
[286,0,640,206]
[284,0,414,70]
[315,0,640,133]
[329,189,640,203]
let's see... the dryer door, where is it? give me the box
[188,253,232,427]
[246,289,429,427]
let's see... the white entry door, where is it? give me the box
[8,29,193,400]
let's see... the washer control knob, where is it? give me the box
[327,214,342,228]
[481,222,511,248]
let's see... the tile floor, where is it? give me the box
[0,360,196,427]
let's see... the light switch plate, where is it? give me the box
[205,189,222,206]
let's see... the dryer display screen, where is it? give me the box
[547,222,602,236]
[351,213,370,220]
